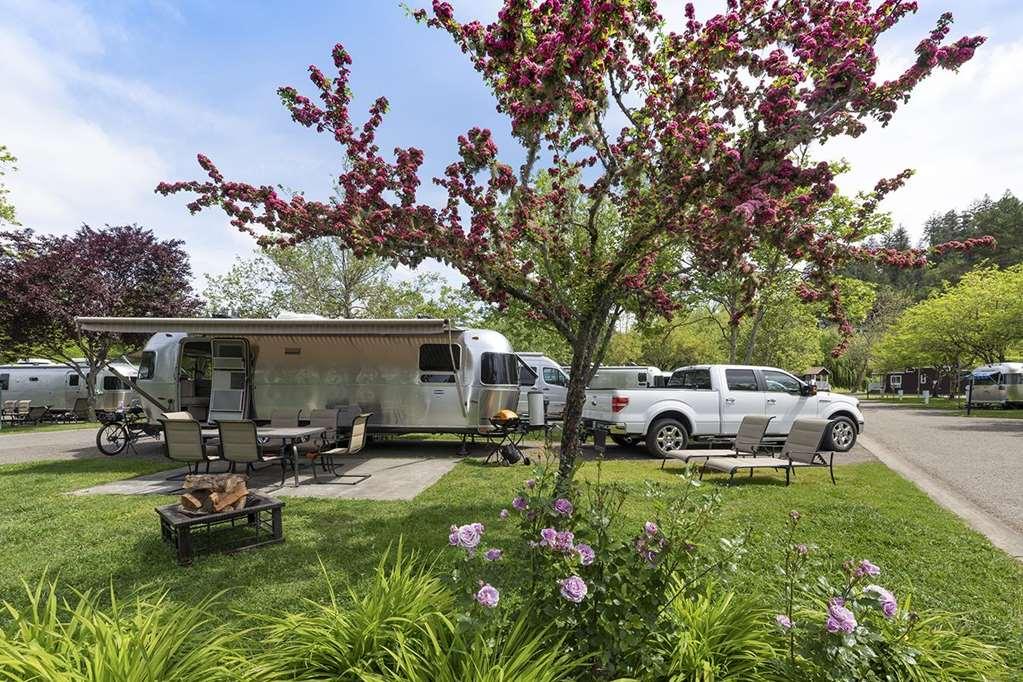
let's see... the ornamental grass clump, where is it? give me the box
[0,578,232,682]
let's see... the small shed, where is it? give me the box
[884,367,953,396]
[802,367,831,390]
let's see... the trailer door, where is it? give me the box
[208,339,249,422]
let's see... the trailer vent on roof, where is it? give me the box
[284,347,301,355]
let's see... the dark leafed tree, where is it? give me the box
[158,0,989,482]
[0,225,200,416]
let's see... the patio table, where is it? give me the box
[201,426,327,486]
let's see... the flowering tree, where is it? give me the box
[158,1,988,479]
[0,225,200,416]
[0,144,18,227]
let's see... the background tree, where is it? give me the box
[159,1,986,480]
[0,225,200,416]
[875,265,1023,393]
[1,145,18,227]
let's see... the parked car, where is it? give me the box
[582,364,864,457]
[516,352,567,419]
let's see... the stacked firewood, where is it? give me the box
[179,473,249,514]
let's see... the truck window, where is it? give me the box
[543,367,568,387]
[519,365,538,386]
[138,351,157,380]
[419,344,461,372]
[725,369,758,391]
[481,352,518,385]
[762,370,801,394]
[667,369,711,390]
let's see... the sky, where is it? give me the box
[2,0,1021,290]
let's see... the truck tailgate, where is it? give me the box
[582,390,616,422]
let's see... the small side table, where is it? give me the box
[155,493,284,566]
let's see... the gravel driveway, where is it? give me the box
[858,402,1023,558]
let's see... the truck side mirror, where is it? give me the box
[800,383,817,397]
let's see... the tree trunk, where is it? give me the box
[728,324,739,364]
[555,319,610,486]
[85,368,99,422]
[743,306,766,364]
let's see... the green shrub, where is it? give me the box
[239,544,455,680]
[660,580,779,682]
[0,579,231,682]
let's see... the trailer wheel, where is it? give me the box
[610,435,642,448]
[646,418,688,458]
[824,416,857,452]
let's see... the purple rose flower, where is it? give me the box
[512,496,528,511]
[644,521,658,536]
[483,548,503,561]
[864,585,897,619]
[553,530,575,553]
[825,600,857,634]
[552,498,574,516]
[455,523,483,550]
[855,559,880,577]
[499,508,509,519]
[775,614,793,630]
[576,543,595,566]
[525,478,536,489]
[448,526,459,546]
[476,583,499,608]
[559,575,588,603]
[539,527,558,547]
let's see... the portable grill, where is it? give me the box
[485,409,530,466]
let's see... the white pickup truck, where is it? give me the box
[582,364,864,457]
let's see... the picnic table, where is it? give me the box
[200,426,327,486]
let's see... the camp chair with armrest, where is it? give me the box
[16,400,31,422]
[217,420,290,486]
[161,411,194,420]
[259,408,304,454]
[319,413,373,485]
[2,400,14,424]
[68,397,90,423]
[23,405,50,425]
[160,418,222,477]
[699,418,834,486]
[661,415,774,469]
[294,409,341,471]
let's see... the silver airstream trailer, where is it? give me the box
[0,359,138,416]
[588,366,667,389]
[75,317,521,435]
[966,363,1023,407]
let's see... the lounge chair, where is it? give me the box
[662,415,773,469]
[319,413,373,485]
[700,418,836,486]
[160,418,222,475]
[217,420,290,486]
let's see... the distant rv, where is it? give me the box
[516,352,567,418]
[0,359,138,415]
[75,316,523,435]
[587,366,666,390]
[966,362,1023,407]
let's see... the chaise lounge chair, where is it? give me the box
[662,415,773,469]
[699,418,836,486]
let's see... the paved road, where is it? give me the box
[0,427,164,465]
[858,402,1023,558]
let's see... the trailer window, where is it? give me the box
[103,376,127,391]
[0,374,8,391]
[138,351,156,380]
[67,374,79,387]
[481,352,518,385]
[668,369,711,390]
[419,344,461,372]
[519,365,538,386]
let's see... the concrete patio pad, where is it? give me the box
[70,454,460,501]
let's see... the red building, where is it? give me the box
[883,367,954,396]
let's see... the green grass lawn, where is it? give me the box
[1,454,1021,672]
[0,420,97,436]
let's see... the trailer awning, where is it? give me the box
[75,317,461,337]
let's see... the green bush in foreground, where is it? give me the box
[0,579,231,682]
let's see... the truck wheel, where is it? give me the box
[646,418,688,458]
[610,434,641,448]
[824,417,857,452]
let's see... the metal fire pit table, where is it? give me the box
[155,493,284,566]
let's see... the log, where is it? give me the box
[182,473,248,492]
[180,493,203,512]
[210,486,248,513]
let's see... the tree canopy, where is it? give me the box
[0,145,18,228]
[0,225,200,412]
[158,0,987,477]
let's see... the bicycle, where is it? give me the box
[95,403,162,456]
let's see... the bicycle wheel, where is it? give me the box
[96,423,129,456]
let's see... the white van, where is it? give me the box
[516,352,569,419]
